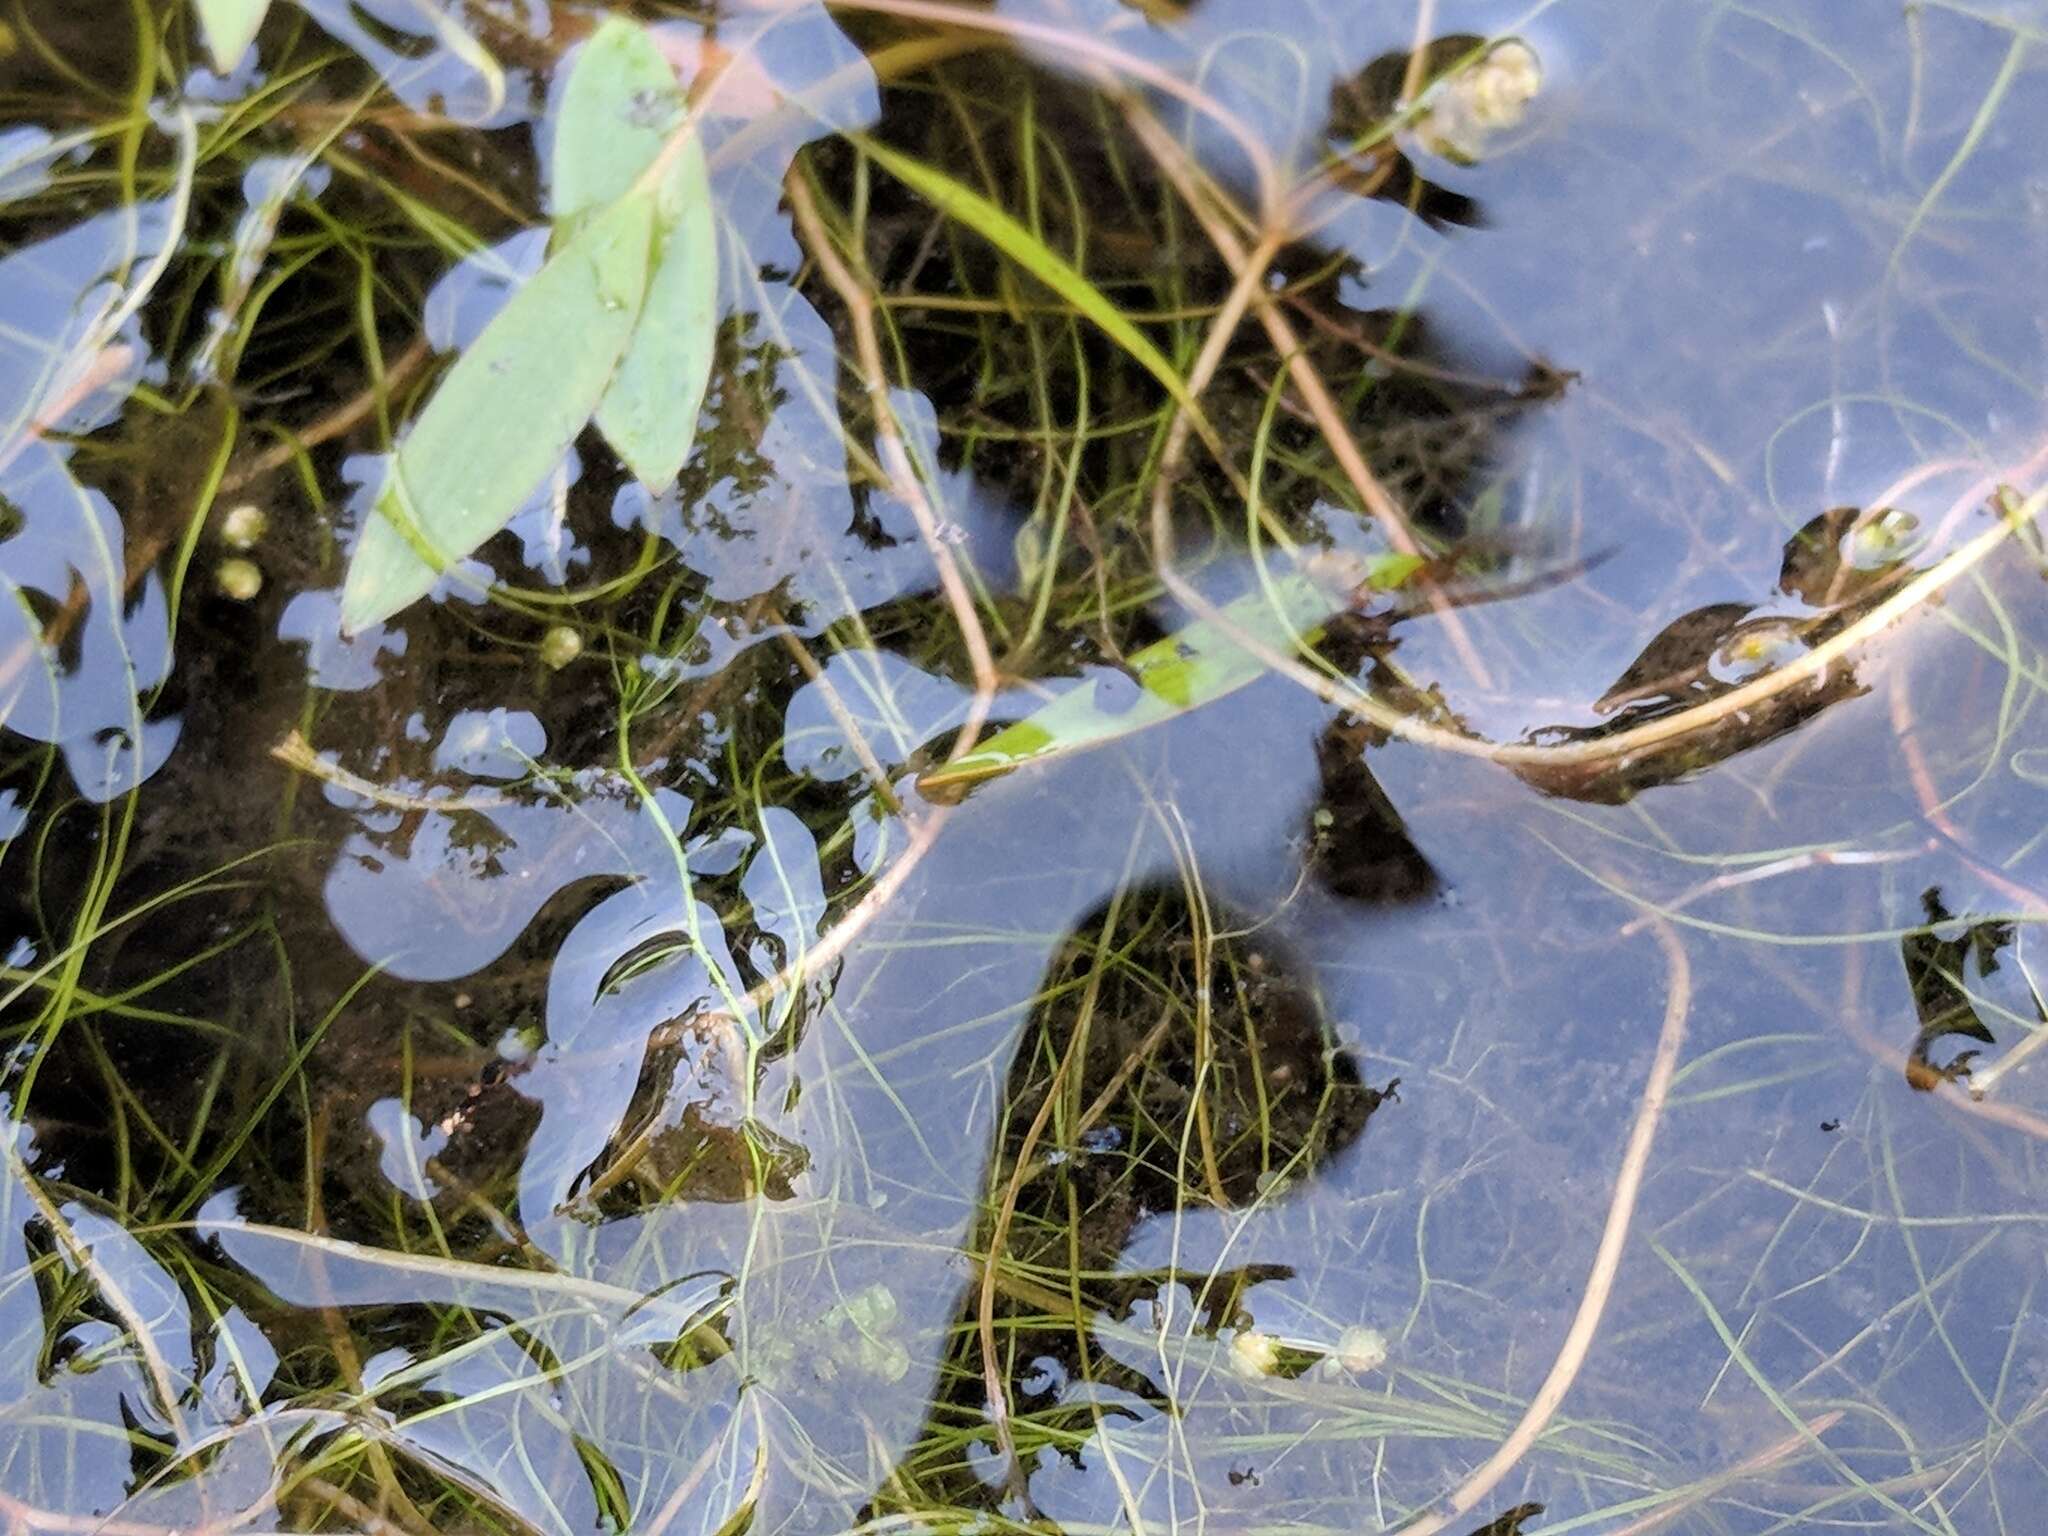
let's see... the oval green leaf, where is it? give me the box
[193,0,272,73]
[339,192,657,635]
[550,17,717,489]
[549,16,683,222]
[594,128,717,489]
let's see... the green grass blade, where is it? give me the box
[414,0,506,123]
[339,192,656,634]
[193,0,271,74]
[551,16,717,489]
[853,133,1201,418]
[919,554,1421,795]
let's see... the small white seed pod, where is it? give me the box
[220,503,268,549]
[539,625,583,671]
[216,557,263,600]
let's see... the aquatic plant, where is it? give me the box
[1,3,2045,1535]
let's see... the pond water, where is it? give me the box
[2,2,2047,1534]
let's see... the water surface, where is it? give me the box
[2,3,2046,1534]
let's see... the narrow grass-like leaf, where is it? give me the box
[413,0,507,124]
[339,193,656,634]
[551,16,718,488]
[193,0,270,73]
[854,133,1199,419]
[919,554,1422,795]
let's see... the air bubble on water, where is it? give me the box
[1707,624,1804,686]
[1846,507,1921,570]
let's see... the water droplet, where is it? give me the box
[1708,622,1805,685]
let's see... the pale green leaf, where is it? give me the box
[550,17,717,489]
[918,554,1423,796]
[594,129,717,488]
[550,15,683,222]
[339,193,657,634]
[854,134,1201,421]
[194,0,271,74]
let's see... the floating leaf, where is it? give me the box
[339,192,656,634]
[551,16,718,488]
[594,131,717,488]
[193,0,271,73]
[854,133,1200,420]
[550,16,683,220]
[918,554,1422,796]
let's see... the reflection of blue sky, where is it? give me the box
[0,204,165,443]
[0,126,61,201]
[0,441,179,801]
[0,1115,290,1526]
[0,204,181,802]
[617,340,1019,626]
[1301,0,2047,735]
[295,0,529,126]
[994,0,1423,191]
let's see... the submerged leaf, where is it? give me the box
[551,16,719,488]
[193,0,271,74]
[339,193,656,633]
[919,553,1422,795]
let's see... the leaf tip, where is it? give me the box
[337,537,413,637]
[335,583,381,641]
[194,0,269,75]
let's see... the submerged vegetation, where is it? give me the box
[2,2,2048,1534]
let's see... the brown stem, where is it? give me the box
[783,165,1000,715]
[1121,97,1498,689]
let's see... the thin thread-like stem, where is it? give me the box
[1399,915,1693,1536]
[1121,96,1498,688]
[784,167,1000,715]
[1603,1410,1845,1536]
[1150,458,2046,775]
[1398,0,1441,109]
